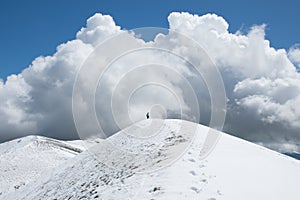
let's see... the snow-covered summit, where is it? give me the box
[2,119,300,199]
[0,135,100,197]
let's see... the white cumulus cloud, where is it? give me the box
[0,12,299,153]
[288,45,300,69]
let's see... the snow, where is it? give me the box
[2,119,300,199]
[0,135,100,197]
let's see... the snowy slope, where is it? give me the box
[3,119,300,200]
[0,135,100,197]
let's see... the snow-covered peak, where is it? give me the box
[3,119,300,199]
[0,135,100,197]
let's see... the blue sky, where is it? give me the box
[0,0,299,79]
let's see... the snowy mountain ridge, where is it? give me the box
[2,119,300,199]
[0,135,100,197]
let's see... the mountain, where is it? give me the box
[284,152,300,160]
[2,119,300,199]
[0,135,100,197]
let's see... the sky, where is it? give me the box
[0,0,299,79]
[0,0,300,154]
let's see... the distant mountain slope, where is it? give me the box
[3,120,300,199]
[284,152,300,160]
[0,135,100,197]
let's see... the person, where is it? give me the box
[146,112,150,119]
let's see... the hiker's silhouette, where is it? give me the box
[146,112,150,119]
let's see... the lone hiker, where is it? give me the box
[146,112,150,119]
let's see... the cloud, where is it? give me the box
[288,45,300,69]
[0,28,95,141]
[76,13,121,46]
[0,12,299,153]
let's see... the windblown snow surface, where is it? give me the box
[2,119,300,199]
[0,135,100,197]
